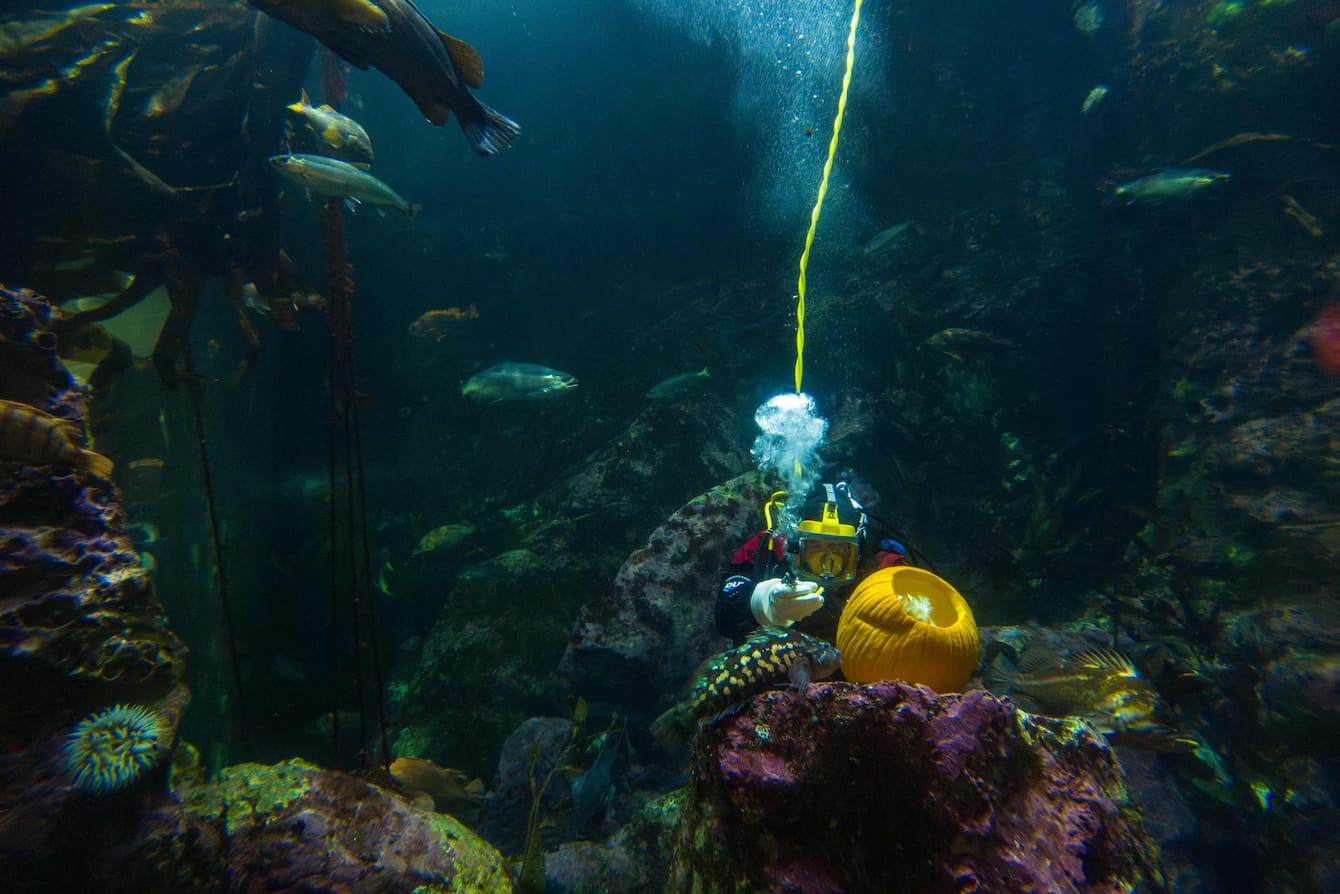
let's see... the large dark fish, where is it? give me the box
[248,0,520,155]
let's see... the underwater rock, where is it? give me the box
[125,758,513,893]
[669,681,1167,894]
[561,471,775,703]
[476,716,576,854]
[396,389,749,775]
[0,286,189,882]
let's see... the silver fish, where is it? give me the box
[646,367,709,399]
[461,362,578,401]
[287,89,374,167]
[862,221,918,256]
[1110,168,1230,205]
[269,153,416,216]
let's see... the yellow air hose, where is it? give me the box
[795,0,863,396]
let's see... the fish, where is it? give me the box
[570,728,622,834]
[0,399,114,479]
[247,0,521,155]
[408,305,479,340]
[923,327,1015,362]
[412,522,476,556]
[646,367,709,399]
[1110,168,1231,205]
[461,362,578,401]
[142,64,202,118]
[984,648,1197,750]
[861,221,918,256]
[650,627,842,751]
[269,153,418,217]
[389,756,485,812]
[1081,84,1108,114]
[286,88,374,167]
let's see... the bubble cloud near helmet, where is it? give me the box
[792,481,867,585]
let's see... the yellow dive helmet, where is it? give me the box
[793,481,866,585]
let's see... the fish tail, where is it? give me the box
[650,705,695,753]
[78,447,115,480]
[461,101,521,156]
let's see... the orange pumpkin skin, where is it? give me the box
[836,566,981,693]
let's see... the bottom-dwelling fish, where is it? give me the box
[0,399,113,479]
[269,153,418,217]
[461,362,577,401]
[985,647,1196,750]
[651,627,842,751]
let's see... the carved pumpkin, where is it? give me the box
[836,566,980,692]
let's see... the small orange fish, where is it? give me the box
[0,399,114,479]
[408,304,480,341]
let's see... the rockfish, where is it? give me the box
[247,0,521,155]
[0,399,113,479]
[408,305,479,340]
[461,362,577,401]
[985,647,1195,750]
[269,153,417,217]
[286,88,374,167]
[651,627,841,750]
[1110,168,1230,205]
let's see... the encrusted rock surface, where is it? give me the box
[561,471,773,703]
[0,286,189,883]
[669,681,1167,894]
[123,757,513,893]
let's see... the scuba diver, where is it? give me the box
[715,472,924,643]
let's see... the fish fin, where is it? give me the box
[1016,648,1063,675]
[285,88,309,113]
[461,102,521,156]
[407,203,421,220]
[322,125,346,148]
[1067,648,1138,676]
[375,206,386,218]
[344,197,359,213]
[350,161,372,171]
[438,31,484,87]
[982,654,1020,691]
[78,448,115,479]
[700,366,710,377]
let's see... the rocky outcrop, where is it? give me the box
[125,757,513,893]
[669,681,1167,894]
[0,285,189,885]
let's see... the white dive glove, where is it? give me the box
[750,577,825,628]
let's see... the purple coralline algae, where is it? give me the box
[670,681,1167,894]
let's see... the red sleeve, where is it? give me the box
[731,531,788,567]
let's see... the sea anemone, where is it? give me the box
[836,566,981,693]
[64,703,167,793]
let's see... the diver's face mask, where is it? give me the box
[795,533,860,583]
[792,482,866,585]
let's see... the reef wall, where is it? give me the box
[0,285,189,883]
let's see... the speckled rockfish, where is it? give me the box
[651,627,841,750]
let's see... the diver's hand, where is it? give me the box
[750,578,825,627]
